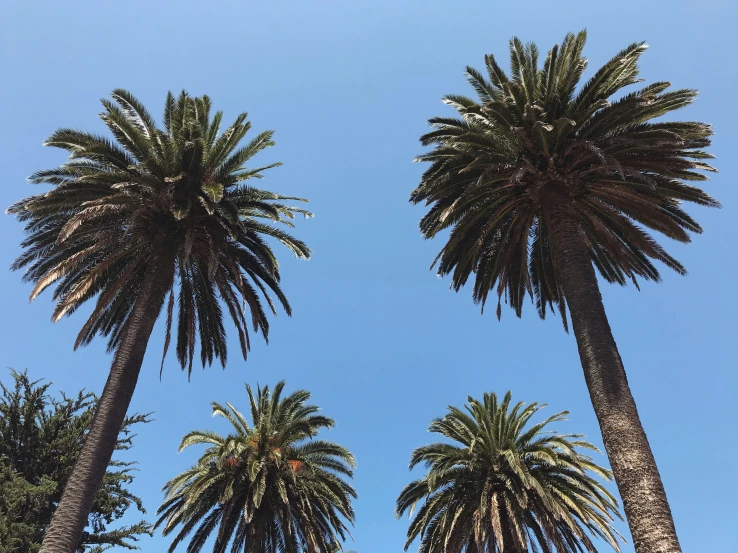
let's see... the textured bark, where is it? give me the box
[39,249,174,553]
[540,183,682,553]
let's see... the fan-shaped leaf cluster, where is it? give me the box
[396,391,623,553]
[155,381,356,553]
[411,31,717,325]
[9,90,312,374]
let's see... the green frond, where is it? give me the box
[179,430,226,452]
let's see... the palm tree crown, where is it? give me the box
[411,30,717,325]
[8,90,311,372]
[396,391,623,553]
[156,381,357,553]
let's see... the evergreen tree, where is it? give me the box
[0,370,151,552]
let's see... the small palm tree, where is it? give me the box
[397,391,623,553]
[8,91,311,552]
[156,381,356,553]
[409,31,716,553]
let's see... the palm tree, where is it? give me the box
[155,381,356,553]
[408,31,716,553]
[396,391,623,553]
[8,91,311,553]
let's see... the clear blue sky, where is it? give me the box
[1,1,736,551]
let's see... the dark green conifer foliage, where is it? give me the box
[0,370,150,552]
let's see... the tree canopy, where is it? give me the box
[411,30,717,326]
[156,381,356,553]
[8,90,312,376]
[397,391,623,553]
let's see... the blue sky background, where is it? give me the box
[1,1,736,552]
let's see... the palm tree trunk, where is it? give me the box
[39,248,174,553]
[245,522,262,553]
[540,183,682,553]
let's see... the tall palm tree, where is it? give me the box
[8,91,311,553]
[408,31,716,553]
[396,391,623,553]
[155,381,356,553]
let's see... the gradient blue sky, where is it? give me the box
[1,1,736,551]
